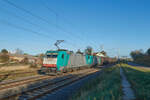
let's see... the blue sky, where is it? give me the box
[0,0,150,57]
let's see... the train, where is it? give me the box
[39,50,117,75]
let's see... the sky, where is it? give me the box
[0,0,150,57]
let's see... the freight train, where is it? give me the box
[39,50,116,75]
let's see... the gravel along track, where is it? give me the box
[0,68,99,100]
[40,70,102,100]
[18,69,99,100]
[0,68,93,90]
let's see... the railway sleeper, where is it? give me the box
[19,73,89,100]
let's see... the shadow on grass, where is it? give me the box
[128,62,150,68]
[71,66,122,100]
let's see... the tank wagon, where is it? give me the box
[39,50,102,74]
[101,57,117,65]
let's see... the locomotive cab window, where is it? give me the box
[62,54,64,59]
[47,55,57,58]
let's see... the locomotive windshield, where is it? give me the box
[47,55,57,58]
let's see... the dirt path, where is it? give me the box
[120,67,135,100]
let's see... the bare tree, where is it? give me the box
[38,53,44,65]
[146,48,150,56]
[15,48,23,55]
[101,50,107,56]
[21,57,28,64]
[130,49,144,60]
[85,46,93,55]
[76,49,83,54]
[130,49,150,66]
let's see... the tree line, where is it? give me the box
[0,47,107,65]
[130,48,150,66]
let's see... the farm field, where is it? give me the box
[71,65,122,100]
[122,63,150,100]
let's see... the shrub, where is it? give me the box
[1,49,8,54]
[30,63,37,68]
[21,57,28,64]
[0,54,9,63]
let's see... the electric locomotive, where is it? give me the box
[39,50,102,75]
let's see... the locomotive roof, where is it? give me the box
[46,50,69,54]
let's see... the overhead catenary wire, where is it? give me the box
[41,0,99,49]
[0,19,80,50]
[3,7,82,49]
[0,1,84,50]
[2,0,87,50]
[0,19,51,38]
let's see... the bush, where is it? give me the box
[130,48,150,66]
[0,54,9,63]
[1,49,8,54]
[30,63,37,68]
[21,57,28,64]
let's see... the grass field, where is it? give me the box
[122,63,150,100]
[71,65,122,100]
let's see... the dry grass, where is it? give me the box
[122,63,150,72]
[0,65,40,73]
[0,65,41,81]
[0,65,30,71]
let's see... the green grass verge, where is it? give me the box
[71,65,122,100]
[122,63,150,100]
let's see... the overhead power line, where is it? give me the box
[2,0,85,50]
[2,0,99,51]
[0,18,81,50]
[2,0,86,47]
[0,19,51,38]
[41,0,98,49]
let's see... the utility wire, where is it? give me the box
[2,0,86,49]
[0,19,51,38]
[1,0,83,50]
[41,0,98,49]
[0,18,80,50]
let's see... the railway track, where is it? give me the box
[0,68,93,89]
[0,68,99,100]
[0,75,53,90]
[0,70,79,90]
